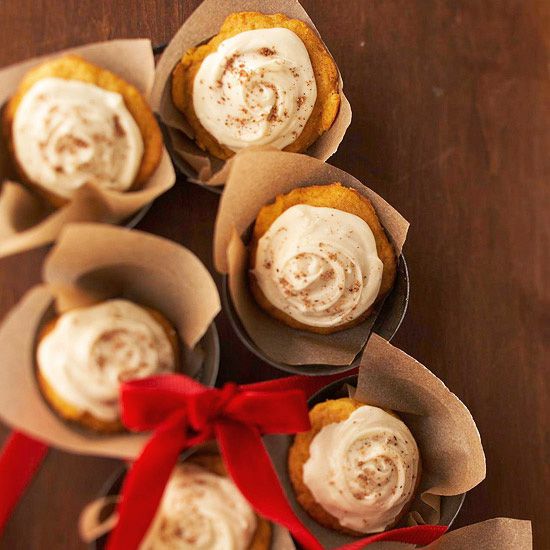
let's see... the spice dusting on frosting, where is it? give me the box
[113,115,126,137]
[253,204,383,328]
[303,405,420,533]
[259,47,276,56]
[142,463,257,550]
[193,27,317,151]
[12,78,143,199]
[37,300,175,422]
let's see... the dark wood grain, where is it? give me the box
[0,1,548,548]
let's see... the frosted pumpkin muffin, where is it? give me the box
[36,299,179,433]
[3,54,163,207]
[141,454,272,550]
[249,183,396,334]
[172,11,340,160]
[288,398,421,536]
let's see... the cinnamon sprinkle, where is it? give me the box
[113,115,126,137]
[259,47,276,56]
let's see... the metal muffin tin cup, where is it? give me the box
[90,467,127,550]
[222,254,409,376]
[264,374,465,550]
[190,321,220,387]
[123,201,153,228]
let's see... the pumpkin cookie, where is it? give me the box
[172,12,340,160]
[249,183,396,334]
[142,453,272,549]
[36,299,179,433]
[288,398,421,535]
[3,54,162,206]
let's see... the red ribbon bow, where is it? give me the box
[107,374,332,549]
[107,373,447,550]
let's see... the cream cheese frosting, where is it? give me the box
[37,299,175,422]
[252,204,383,328]
[141,463,257,550]
[12,77,144,199]
[303,405,420,533]
[193,27,317,151]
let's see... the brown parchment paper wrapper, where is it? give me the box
[377,518,533,550]
[0,223,220,459]
[0,39,176,258]
[213,149,409,366]
[353,334,486,528]
[422,518,532,550]
[151,0,352,184]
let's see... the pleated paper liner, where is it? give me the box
[0,223,220,459]
[151,0,352,188]
[0,39,176,258]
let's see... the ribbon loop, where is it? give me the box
[224,389,311,434]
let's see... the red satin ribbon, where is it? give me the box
[339,525,448,548]
[107,372,447,550]
[0,431,49,531]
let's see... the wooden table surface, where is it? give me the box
[0,1,548,548]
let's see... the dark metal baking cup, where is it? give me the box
[196,321,220,387]
[153,43,168,56]
[222,254,409,376]
[264,374,465,550]
[90,467,126,550]
[123,201,153,228]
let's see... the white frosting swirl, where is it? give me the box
[142,463,257,550]
[37,299,175,422]
[193,28,317,151]
[253,204,383,328]
[12,77,144,199]
[303,405,420,533]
